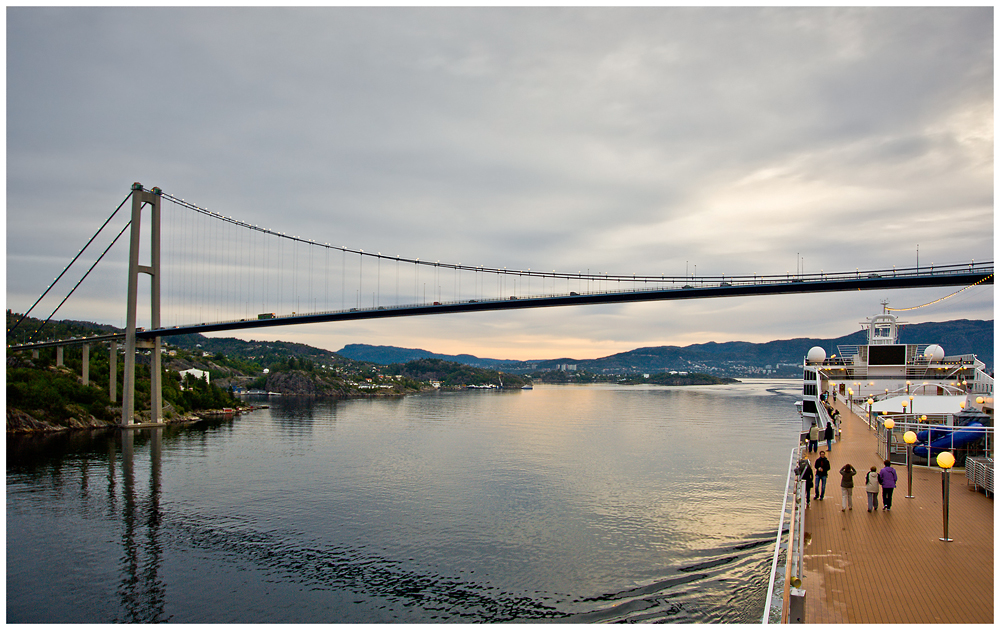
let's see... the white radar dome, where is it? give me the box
[807,347,827,363]
[924,344,945,362]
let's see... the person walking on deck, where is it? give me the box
[808,423,820,453]
[865,466,880,512]
[799,459,814,507]
[814,451,830,500]
[824,421,835,451]
[839,463,857,511]
[878,460,897,511]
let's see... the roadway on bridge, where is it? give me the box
[9,266,992,350]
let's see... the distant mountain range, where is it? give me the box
[336,344,525,369]
[338,319,993,377]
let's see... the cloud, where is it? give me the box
[6,7,993,359]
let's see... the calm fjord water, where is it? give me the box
[8,380,800,623]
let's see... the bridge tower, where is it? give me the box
[121,183,162,426]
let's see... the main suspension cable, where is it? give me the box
[28,220,132,343]
[9,191,132,334]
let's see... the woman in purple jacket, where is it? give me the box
[878,460,897,511]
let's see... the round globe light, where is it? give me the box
[936,452,956,469]
[976,396,985,405]
[903,431,917,444]
[885,419,895,430]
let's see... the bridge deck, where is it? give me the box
[801,400,993,623]
[8,266,992,350]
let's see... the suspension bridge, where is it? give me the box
[7,183,994,426]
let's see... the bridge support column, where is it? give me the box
[82,343,89,385]
[32,349,38,360]
[122,183,162,426]
[109,340,117,403]
[56,345,64,366]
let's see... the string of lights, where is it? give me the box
[886,274,993,313]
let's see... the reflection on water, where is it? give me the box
[9,429,171,622]
[115,430,167,623]
[7,381,800,623]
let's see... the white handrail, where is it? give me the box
[763,446,801,623]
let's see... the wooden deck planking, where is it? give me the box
[800,400,993,624]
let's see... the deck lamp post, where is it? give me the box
[937,451,955,542]
[867,398,873,427]
[884,419,895,460]
[903,431,917,498]
[909,395,914,415]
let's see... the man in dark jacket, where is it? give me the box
[814,451,831,500]
[824,421,835,451]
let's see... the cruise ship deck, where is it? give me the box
[800,400,993,623]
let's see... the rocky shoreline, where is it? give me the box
[5,404,264,435]
[6,385,443,435]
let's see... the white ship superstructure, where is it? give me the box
[799,304,993,465]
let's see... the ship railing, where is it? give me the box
[835,345,861,361]
[970,367,993,396]
[814,396,843,442]
[850,400,878,430]
[879,418,994,467]
[965,457,993,496]
[764,445,808,624]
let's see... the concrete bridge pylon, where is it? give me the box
[121,183,162,426]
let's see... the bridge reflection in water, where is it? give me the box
[114,429,167,623]
[7,428,169,622]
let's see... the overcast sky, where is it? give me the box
[6,7,994,360]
